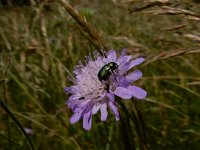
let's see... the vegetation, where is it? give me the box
[0,0,200,149]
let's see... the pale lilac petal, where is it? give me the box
[117,56,132,68]
[98,92,106,100]
[128,58,145,70]
[72,107,82,113]
[71,100,87,109]
[117,52,132,65]
[64,87,70,93]
[114,86,132,99]
[107,50,117,62]
[126,70,142,82]
[82,101,95,115]
[118,61,131,75]
[121,48,126,56]
[100,103,108,121]
[83,111,92,130]
[117,56,125,65]
[109,102,120,121]
[106,93,115,102]
[68,100,87,110]
[68,100,80,108]
[65,86,77,93]
[128,85,147,99]
[68,95,75,101]
[117,76,129,87]
[66,95,82,105]
[24,128,33,134]
[70,111,82,124]
[92,104,101,114]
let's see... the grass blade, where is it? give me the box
[0,99,35,150]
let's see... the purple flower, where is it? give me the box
[65,49,147,130]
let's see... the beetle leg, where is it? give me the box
[105,82,110,93]
[111,70,118,82]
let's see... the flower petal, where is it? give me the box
[107,50,117,62]
[121,48,127,56]
[72,100,87,108]
[67,100,80,108]
[114,86,132,99]
[126,69,142,82]
[70,111,82,124]
[65,95,79,105]
[117,49,132,65]
[109,101,120,121]
[117,76,129,87]
[64,87,70,93]
[83,111,92,130]
[118,61,131,75]
[100,103,108,121]
[106,93,115,102]
[72,107,82,113]
[128,85,147,99]
[92,104,101,114]
[82,101,95,115]
[128,58,145,70]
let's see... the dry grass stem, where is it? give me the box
[155,6,200,18]
[144,48,200,65]
[129,0,171,13]
[58,0,108,56]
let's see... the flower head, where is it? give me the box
[65,49,147,130]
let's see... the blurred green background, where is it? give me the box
[0,0,200,149]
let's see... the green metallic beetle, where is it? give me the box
[98,62,118,82]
